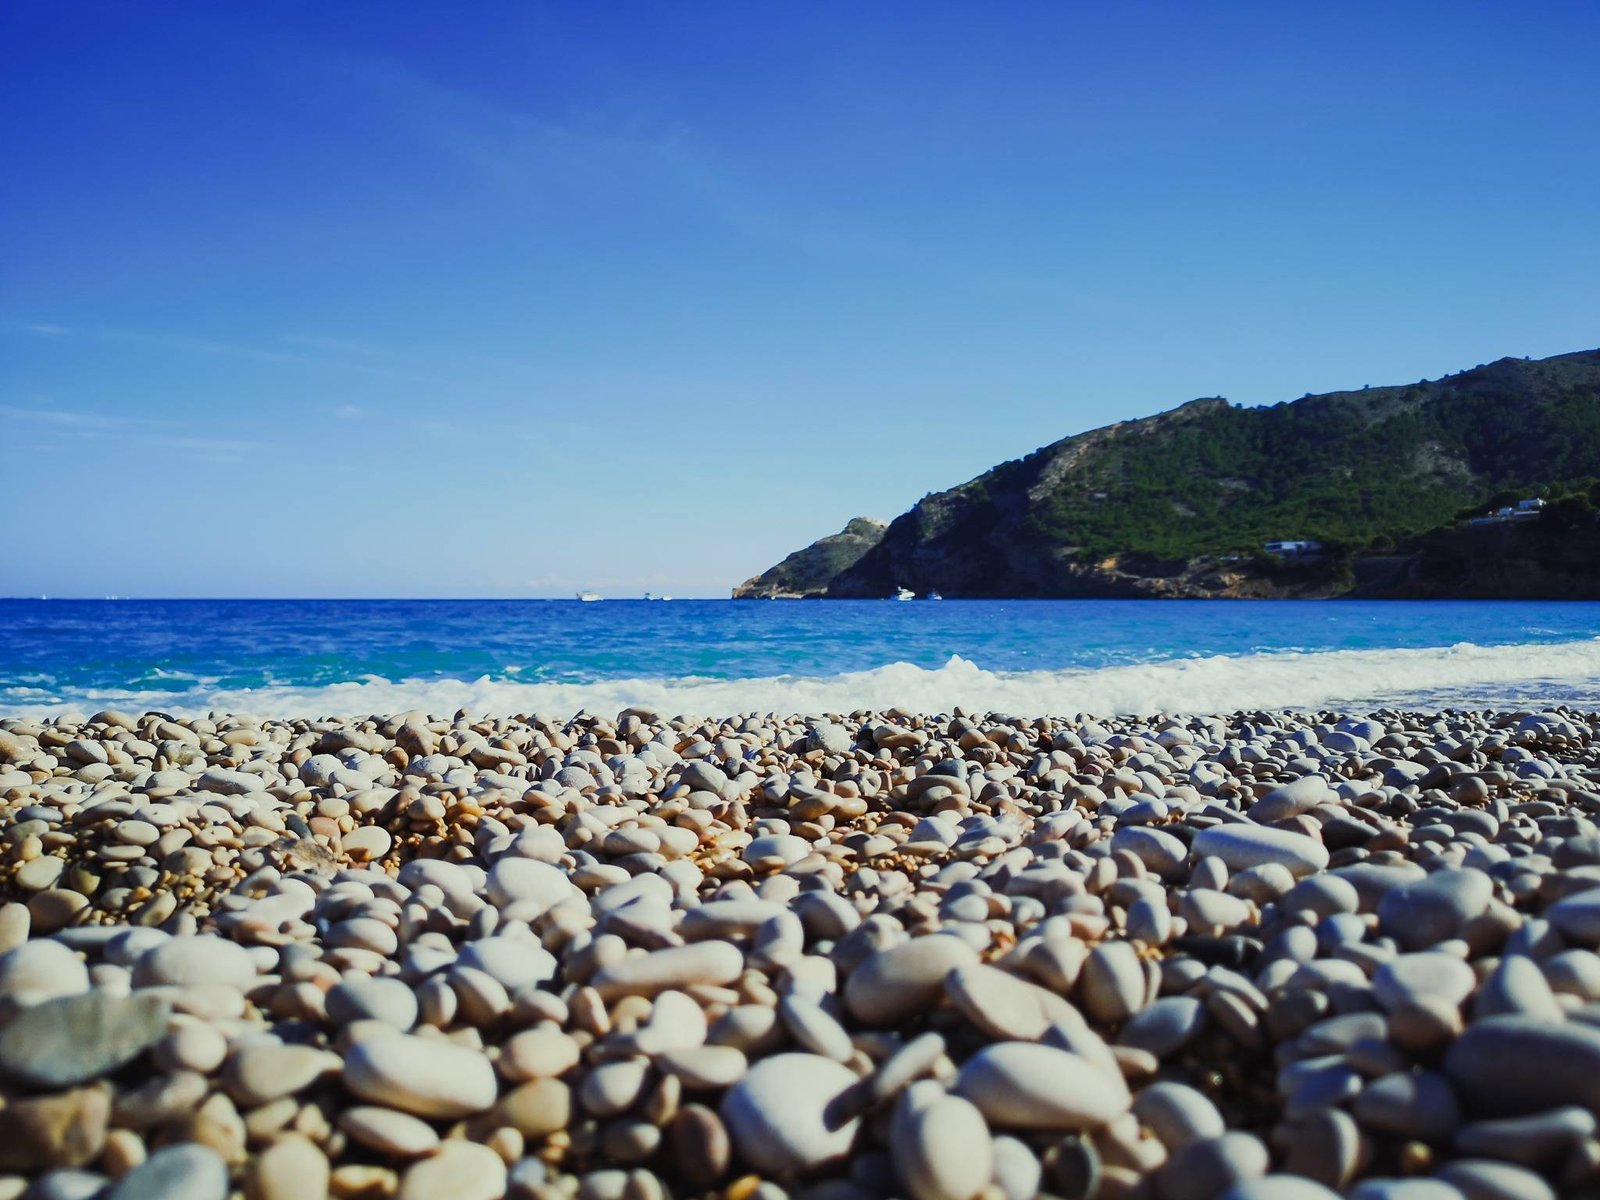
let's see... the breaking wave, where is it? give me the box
[5,638,1599,721]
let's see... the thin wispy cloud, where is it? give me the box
[332,404,363,419]
[1,405,267,458]
[19,323,70,336]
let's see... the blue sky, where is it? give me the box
[4,1,1598,598]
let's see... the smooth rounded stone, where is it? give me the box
[1131,1081,1225,1151]
[1154,1132,1269,1200]
[1281,1108,1366,1189]
[458,936,558,992]
[343,1032,498,1118]
[1474,956,1563,1022]
[1545,890,1600,946]
[592,940,745,1000]
[0,1083,110,1172]
[0,939,90,1005]
[1373,952,1478,1012]
[991,1135,1043,1200]
[870,1031,947,1103]
[1453,1106,1596,1165]
[17,855,66,891]
[155,1023,228,1075]
[337,1107,440,1158]
[744,833,811,868]
[1282,875,1361,918]
[245,1134,329,1200]
[1434,1159,1556,1200]
[1191,824,1329,878]
[720,1053,862,1176]
[496,1077,571,1139]
[1352,1070,1460,1142]
[1377,868,1494,952]
[342,825,392,860]
[397,1140,507,1200]
[0,988,170,1089]
[944,963,1051,1040]
[108,1143,228,1200]
[1444,1016,1600,1117]
[132,935,256,990]
[891,1090,993,1200]
[669,1103,731,1187]
[658,1044,748,1091]
[1347,1181,1467,1200]
[1127,895,1173,945]
[1253,775,1334,822]
[779,994,854,1062]
[1543,950,1600,1000]
[502,1027,582,1080]
[1219,1179,1342,1200]
[325,976,418,1031]
[485,857,577,913]
[1079,940,1146,1024]
[25,1169,110,1200]
[1110,826,1189,878]
[1118,996,1205,1058]
[226,1043,339,1107]
[0,903,29,954]
[1181,889,1252,932]
[581,1059,653,1116]
[844,935,979,1026]
[954,1042,1129,1131]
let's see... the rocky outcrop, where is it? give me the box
[732,518,887,599]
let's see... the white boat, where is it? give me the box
[643,593,672,601]
[577,591,602,602]
[893,586,915,601]
[927,590,943,601]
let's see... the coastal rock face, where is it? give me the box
[732,516,887,598]
[2,703,1600,1195]
[733,348,1600,598]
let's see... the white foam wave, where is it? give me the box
[6,638,1600,721]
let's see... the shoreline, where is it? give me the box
[0,704,1596,1198]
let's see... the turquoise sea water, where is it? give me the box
[2,599,1598,718]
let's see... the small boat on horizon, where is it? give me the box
[643,592,672,601]
[577,591,602,602]
[927,590,943,600]
[893,586,915,601]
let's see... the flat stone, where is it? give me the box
[1191,824,1329,878]
[891,1088,993,1200]
[0,989,170,1089]
[108,1143,228,1200]
[845,935,979,1026]
[592,940,745,1000]
[944,963,1051,1040]
[397,1140,507,1200]
[501,1027,582,1080]
[955,1042,1129,1131]
[1373,953,1478,1013]
[0,1084,110,1171]
[485,858,577,913]
[1131,1081,1226,1150]
[1154,1132,1269,1200]
[1435,1159,1555,1200]
[1445,1016,1600,1117]
[337,1107,441,1158]
[1118,996,1206,1058]
[225,1043,339,1107]
[325,976,418,1031]
[245,1134,329,1200]
[1378,868,1494,952]
[343,1032,498,1118]
[132,935,257,990]
[0,939,90,1006]
[1352,1070,1460,1142]
[720,1053,862,1175]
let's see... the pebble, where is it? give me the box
[720,1053,862,1175]
[343,1033,499,1118]
[954,1042,1130,1130]
[107,1143,228,1200]
[0,702,1595,1198]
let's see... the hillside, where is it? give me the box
[733,518,887,599]
[733,349,1600,598]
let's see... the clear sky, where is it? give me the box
[3,1,1597,598]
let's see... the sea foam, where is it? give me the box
[5,637,1598,721]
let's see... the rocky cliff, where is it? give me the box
[733,518,887,599]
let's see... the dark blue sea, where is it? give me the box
[2,599,1598,718]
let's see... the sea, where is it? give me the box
[1,599,1598,721]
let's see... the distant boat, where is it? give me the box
[577,591,602,602]
[643,592,672,601]
[893,586,915,601]
[926,590,943,601]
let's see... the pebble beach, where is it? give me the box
[2,702,1599,1200]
